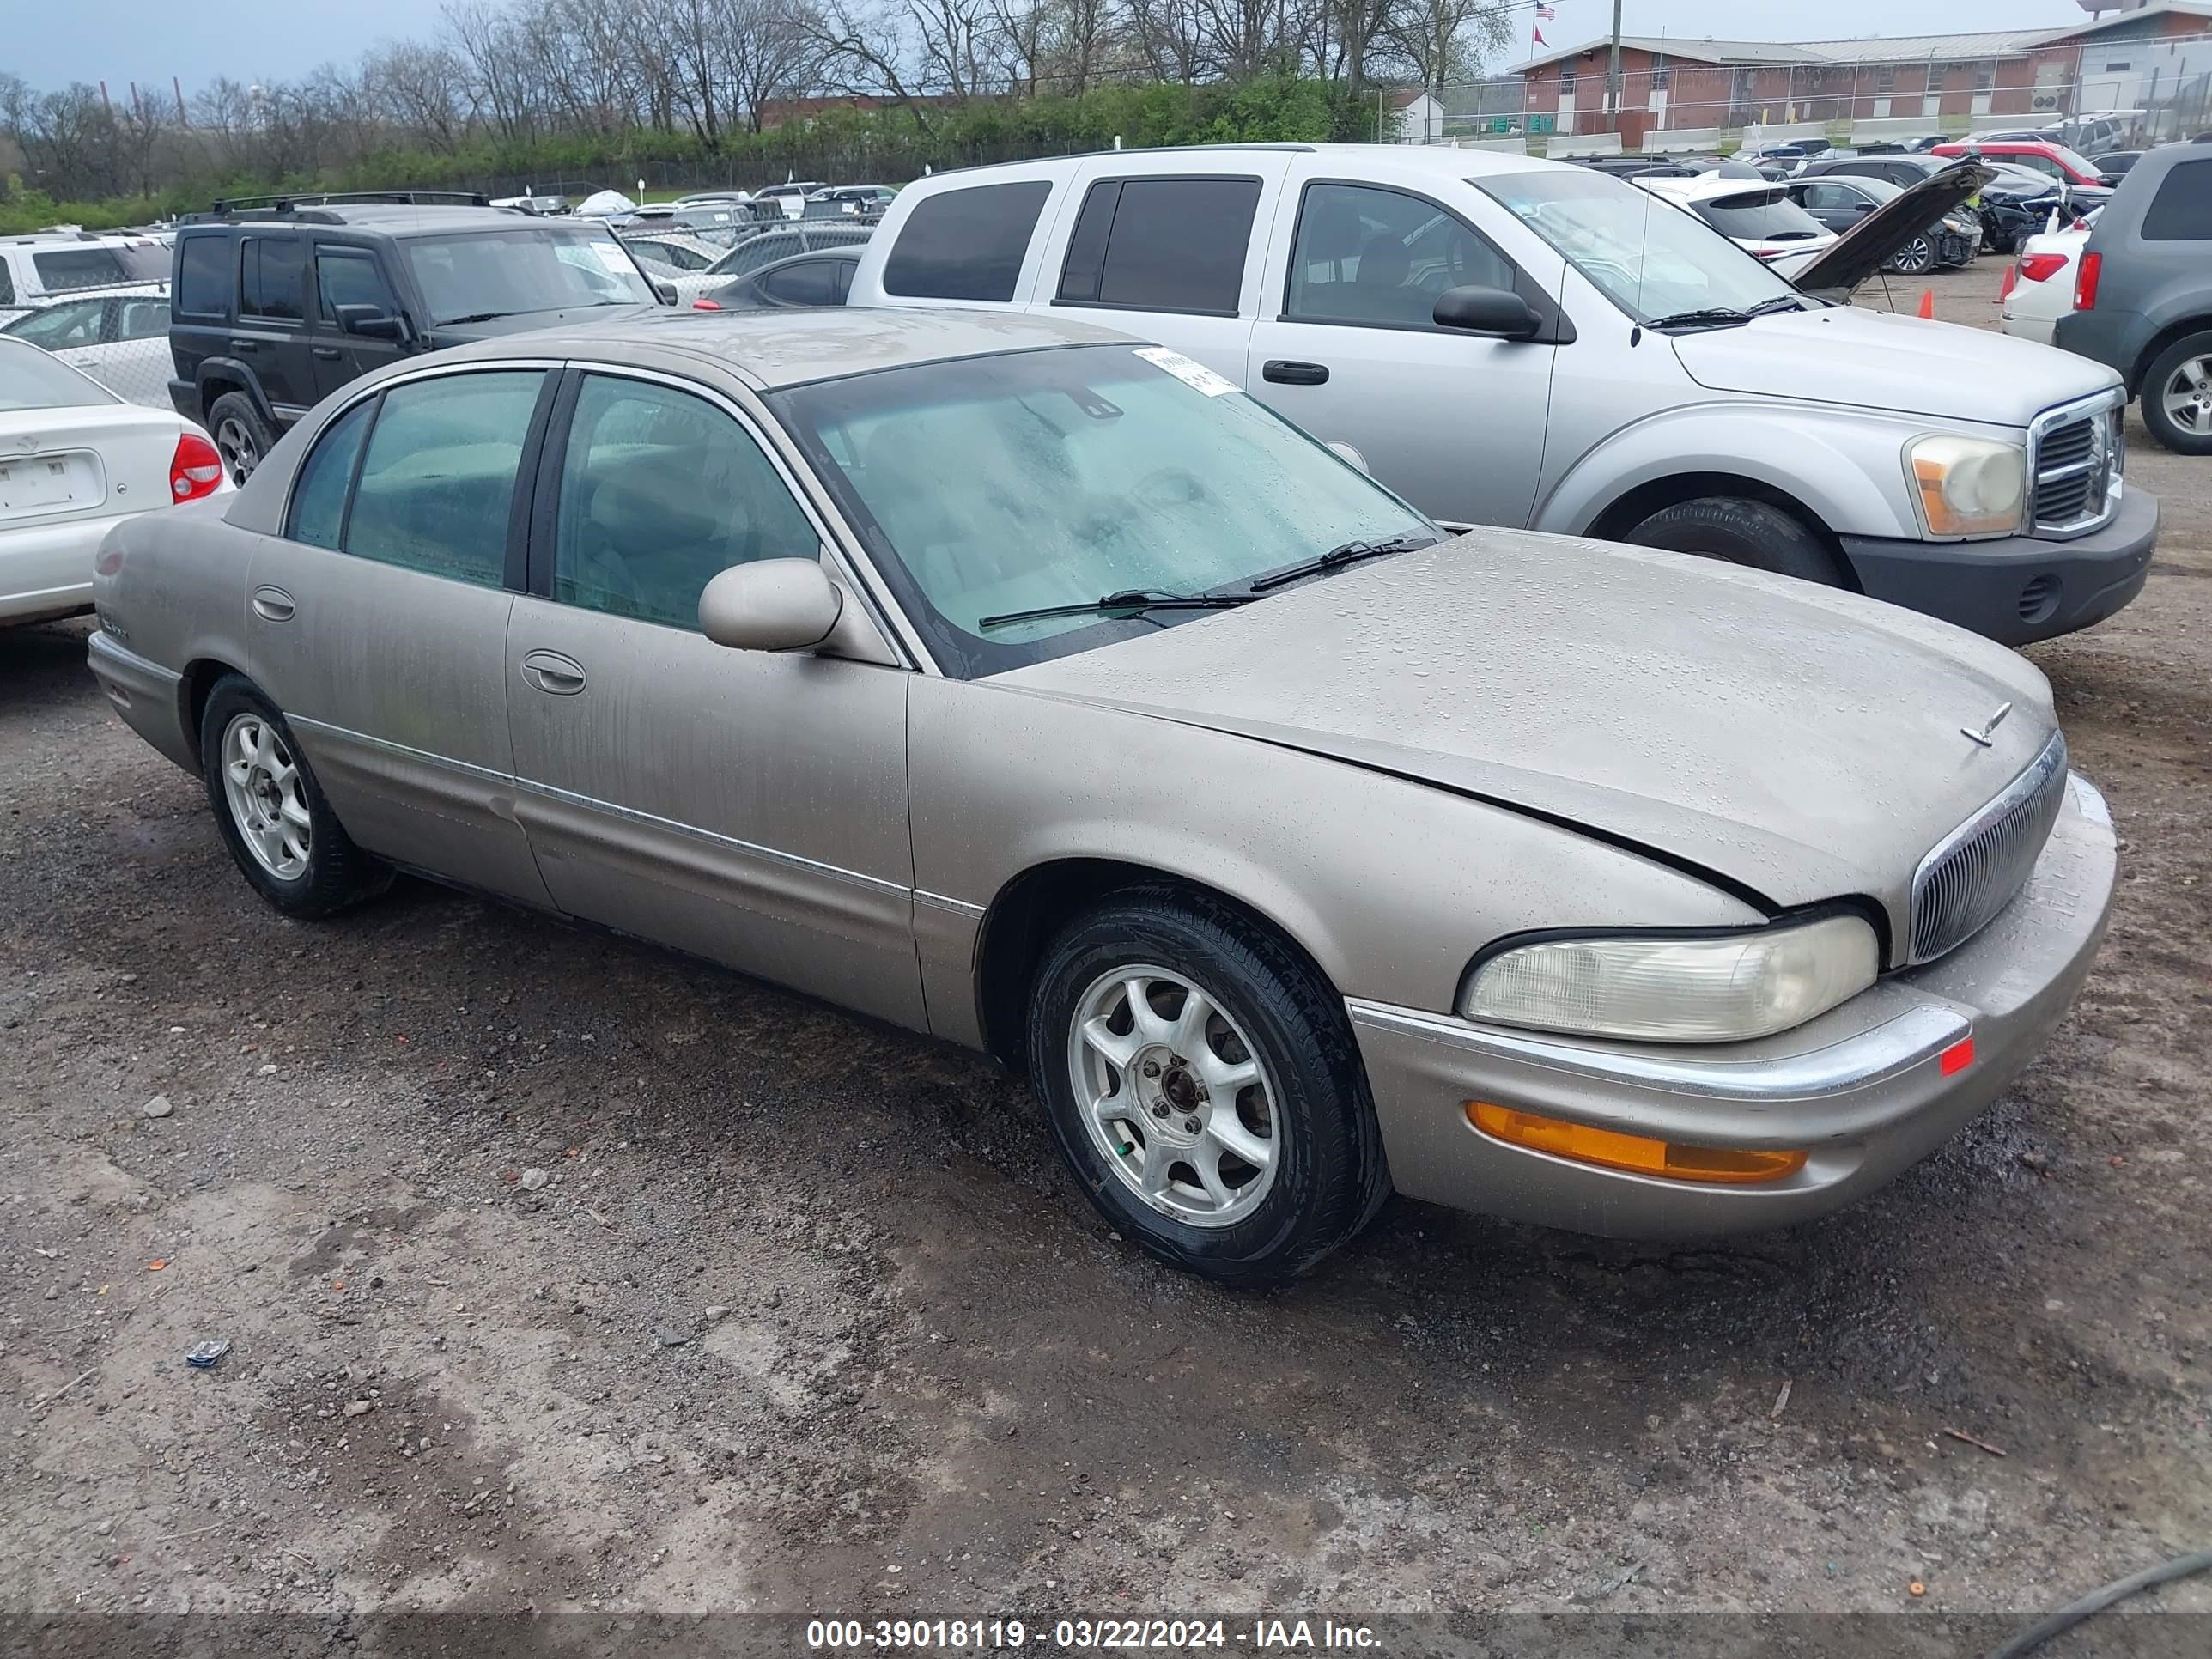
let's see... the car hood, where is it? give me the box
[1791,161,1993,297]
[1671,303,2119,426]
[997,532,2059,961]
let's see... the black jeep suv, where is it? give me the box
[168,193,666,483]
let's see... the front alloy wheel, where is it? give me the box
[221,712,311,879]
[1891,236,1936,276]
[1070,965,1279,1227]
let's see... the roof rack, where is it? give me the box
[196,189,492,216]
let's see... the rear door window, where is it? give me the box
[240,237,306,321]
[2142,159,2212,241]
[176,235,232,318]
[1054,177,1261,315]
[117,297,169,340]
[7,300,105,349]
[31,246,129,291]
[883,180,1051,301]
[343,370,546,586]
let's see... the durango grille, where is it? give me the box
[2028,396,2121,536]
[1909,731,2069,964]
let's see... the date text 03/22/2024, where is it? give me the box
[805,1619,1383,1650]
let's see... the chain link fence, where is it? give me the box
[0,279,175,412]
[1385,33,2212,156]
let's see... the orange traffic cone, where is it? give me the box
[1917,289,1936,319]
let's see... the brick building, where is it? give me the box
[1509,2,2212,143]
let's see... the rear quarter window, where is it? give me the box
[176,236,233,318]
[883,180,1051,302]
[2141,158,2212,241]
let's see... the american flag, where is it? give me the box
[1533,3,1554,46]
[1534,3,1555,15]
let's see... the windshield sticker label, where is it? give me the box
[589,240,636,275]
[1135,346,1238,397]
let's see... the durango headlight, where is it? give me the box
[1907,434,2027,538]
[1459,915,1880,1043]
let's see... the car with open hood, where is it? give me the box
[86,308,2118,1284]
[848,144,2155,647]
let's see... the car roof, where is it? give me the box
[179,204,583,235]
[434,305,1137,389]
[905,141,1582,186]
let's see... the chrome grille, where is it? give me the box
[2028,395,2120,537]
[1909,732,2069,964]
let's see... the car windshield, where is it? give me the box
[403,228,653,324]
[1688,189,1827,241]
[2043,143,2101,178]
[1477,168,1796,324]
[771,344,1434,676]
[0,338,114,410]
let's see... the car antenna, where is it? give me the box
[1630,163,1654,347]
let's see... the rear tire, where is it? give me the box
[1024,889,1389,1286]
[199,675,392,918]
[2140,330,2212,456]
[205,392,276,488]
[1621,496,1845,586]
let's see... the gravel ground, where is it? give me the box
[1,263,2208,1638]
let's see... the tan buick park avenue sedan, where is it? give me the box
[88,308,2116,1283]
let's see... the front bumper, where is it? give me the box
[1349,775,2115,1240]
[1838,483,2156,647]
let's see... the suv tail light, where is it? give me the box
[2019,252,2069,283]
[2075,251,2102,312]
[169,431,224,503]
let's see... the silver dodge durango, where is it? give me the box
[87,307,2117,1282]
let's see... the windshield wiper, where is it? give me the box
[1247,533,1436,593]
[1746,295,1808,317]
[1643,307,1753,331]
[435,311,514,326]
[976,589,1255,630]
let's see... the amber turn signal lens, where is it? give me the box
[1468,1102,1807,1185]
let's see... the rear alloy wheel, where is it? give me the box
[1622,496,1845,587]
[205,392,276,488]
[1026,890,1389,1285]
[1889,236,1936,276]
[2142,331,2212,456]
[198,675,392,918]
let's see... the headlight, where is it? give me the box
[1460,915,1880,1043]
[1907,434,2027,538]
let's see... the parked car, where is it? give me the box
[663,222,876,304]
[619,229,727,273]
[2000,216,2095,349]
[851,144,2150,647]
[696,246,863,309]
[2055,141,2212,453]
[2092,151,2145,179]
[755,182,828,220]
[809,185,898,215]
[1786,177,1978,274]
[1,288,173,408]
[85,307,2118,1283]
[1,337,227,627]
[1933,140,2118,190]
[3,234,166,320]
[1632,176,1836,278]
[1577,157,1698,180]
[1799,153,2094,252]
[167,201,664,485]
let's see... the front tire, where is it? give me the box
[2141,331,2212,455]
[1025,890,1389,1285]
[199,675,391,918]
[1888,236,1936,276]
[1621,496,1845,586]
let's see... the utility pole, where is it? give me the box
[1607,0,1626,122]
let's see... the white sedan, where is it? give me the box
[1633,174,1838,279]
[1,338,228,628]
[0,290,173,410]
[2001,214,2097,348]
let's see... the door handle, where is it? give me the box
[520,649,587,696]
[251,585,295,623]
[230,338,259,352]
[1262,360,1330,386]
[311,345,342,360]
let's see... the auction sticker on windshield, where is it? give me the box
[588,240,636,275]
[1135,346,1237,397]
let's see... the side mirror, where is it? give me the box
[653,280,678,306]
[698,558,844,652]
[334,304,406,342]
[1433,284,1542,341]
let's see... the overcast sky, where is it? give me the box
[9,0,2118,94]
